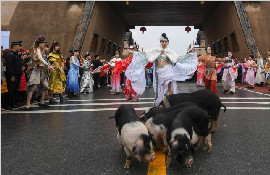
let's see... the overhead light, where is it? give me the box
[125,1,129,5]
[201,1,205,5]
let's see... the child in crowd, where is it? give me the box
[80,53,94,94]
[17,64,27,105]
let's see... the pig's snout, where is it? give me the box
[185,158,194,168]
[143,154,156,162]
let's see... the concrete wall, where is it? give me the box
[203,1,270,60]
[81,2,126,59]
[1,1,126,59]
[244,2,270,58]
[203,1,249,60]
[1,1,19,28]
[1,1,84,56]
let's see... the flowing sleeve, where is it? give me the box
[70,56,80,67]
[175,52,198,78]
[36,49,48,67]
[158,52,198,86]
[125,51,148,95]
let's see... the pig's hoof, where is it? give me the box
[204,146,212,154]
[166,161,171,168]
[185,165,192,168]
[207,145,212,154]
[124,164,130,169]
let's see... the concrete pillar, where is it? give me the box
[71,1,95,51]
[234,1,259,55]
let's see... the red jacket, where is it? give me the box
[19,72,27,92]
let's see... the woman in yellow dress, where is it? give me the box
[48,41,66,103]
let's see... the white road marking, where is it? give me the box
[221,102,270,104]
[222,107,270,110]
[236,86,270,97]
[29,101,270,108]
[68,98,155,101]
[220,97,270,100]
[67,97,270,102]
[48,102,153,107]
[2,106,270,114]
[1,107,151,114]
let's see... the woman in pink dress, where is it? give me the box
[245,55,257,89]
[109,51,122,94]
[197,60,205,87]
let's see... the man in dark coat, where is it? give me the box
[92,54,103,91]
[5,41,23,109]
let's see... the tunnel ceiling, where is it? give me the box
[106,1,222,29]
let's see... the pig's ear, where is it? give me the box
[132,146,136,153]
[139,112,145,118]
[190,144,195,154]
[171,141,179,158]
[137,147,145,162]
[148,132,157,147]
[139,116,147,123]
[133,142,145,162]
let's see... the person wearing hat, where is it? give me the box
[5,41,23,109]
[48,41,66,103]
[80,52,94,94]
[25,36,55,110]
[66,49,81,97]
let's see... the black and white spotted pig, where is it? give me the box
[161,89,226,133]
[140,102,196,123]
[166,106,212,168]
[109,105,156,169]
[144,103,197,152]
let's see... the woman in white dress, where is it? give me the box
[126,33,198,106]
[255,53,266,87]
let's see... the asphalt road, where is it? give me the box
[1,83,270,175]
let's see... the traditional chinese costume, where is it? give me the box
[125,46,197,106]
[66,56,80,93]
[48,51,66,94]
[80,59,94,94]
[221,57,238,93]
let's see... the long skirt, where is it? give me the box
[66,68,80,93]
[197,71,204,86]
[27,67,48,93]
[125,77,140,101]
[80,71,94,93]
[111,73,121,93]
[255,69,266,84]
[48,69,66,94]
[246,68,255,86]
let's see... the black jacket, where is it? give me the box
[92,60,103,70]
[5,50,23,78]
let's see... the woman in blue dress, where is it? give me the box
[66,49,81,97]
